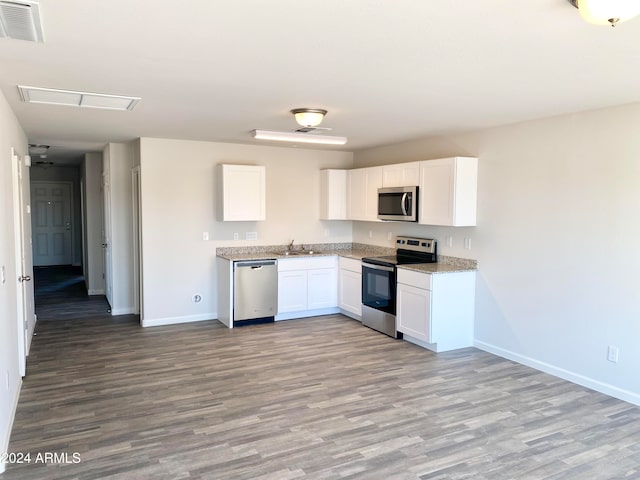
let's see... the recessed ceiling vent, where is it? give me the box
[0,1,44,42]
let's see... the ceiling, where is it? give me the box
[1,0,640,164]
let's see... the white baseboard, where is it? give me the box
[141,313,217,328]
[110,307,136,316]
[1,377,22,474]
[87,289,105,295]
[474,340,640,406]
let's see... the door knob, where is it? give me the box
[102,243,108,248]
[19,275,31,282]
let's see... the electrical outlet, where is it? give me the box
[324,229,330,237]
[607,345,619,363]
[446,236,453,248]
[387,232,393,241]
[202,232,209,241]
[369,230,373,239]
[464,237,472,249]
[233,232,239,241]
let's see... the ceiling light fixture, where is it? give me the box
[568,0,640,27]
[28,143,49,155]
[18,85,141,111]
[291,108,327,127]
[252,129,347,145]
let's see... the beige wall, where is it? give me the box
[138,137,353,326]
[354,103,640,404]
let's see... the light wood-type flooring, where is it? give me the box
[5,314,640,479]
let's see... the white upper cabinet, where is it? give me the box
[219,164,266,221]
[382,162,420,187]
[320,169,348,220]
[347,166,382,222]
[418,157,478,226]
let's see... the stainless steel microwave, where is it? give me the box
[377,186,418,222]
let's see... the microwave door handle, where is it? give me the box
[401,193,408,216]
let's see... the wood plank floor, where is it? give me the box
[33,266,111,320]
[5,314,640,479]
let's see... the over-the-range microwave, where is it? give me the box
[377,186,418,222]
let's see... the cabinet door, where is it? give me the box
[419,159,455,226]
[397,283,432,342]
[221,164,266,221]
[347,168,367,220]
[382,162,420,187]
[320,170,348,220]
[339,268,362,316]
[419,157,477,226]
[347,167,383,222]
[277,271,307,313]
[364,166,383,221]
[307,268,338,309]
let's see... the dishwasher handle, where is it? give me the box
[234,260,277,269]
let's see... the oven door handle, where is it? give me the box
[362,262,395,273]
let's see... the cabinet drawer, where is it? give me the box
[397,268,431,290]
[278,256,337,271]
[339,256,361,273]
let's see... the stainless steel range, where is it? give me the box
[361,236,437,338]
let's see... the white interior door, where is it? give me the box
[31,181,73,266]
[102,173,113,308]
[12,149,35,376]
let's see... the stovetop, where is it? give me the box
[362,236,438,266]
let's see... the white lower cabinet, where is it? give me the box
[276,257,339,320]
[338,257,362,320]
[397,268,475,352]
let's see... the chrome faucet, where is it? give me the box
[287,239,295,251]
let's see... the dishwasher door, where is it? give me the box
[233,260,277,321]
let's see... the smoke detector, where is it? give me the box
[0,1,44,42]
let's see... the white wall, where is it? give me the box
[354,103,640,404]
[82,153,104,294]
[139,137,353,326]
[0,91,28,473]
[103,142,136,315]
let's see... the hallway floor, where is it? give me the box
[34,266,111,320]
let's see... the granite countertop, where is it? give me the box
[216,243,477,272]
[397,262,476,274]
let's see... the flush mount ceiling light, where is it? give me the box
[0,0,44,42]
[568,0,640,26]
[291,108,328,127]
[18,85,141,111]
[252,130,347,145]
[28,143,49,155]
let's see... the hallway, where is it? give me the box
[34,266,111,320]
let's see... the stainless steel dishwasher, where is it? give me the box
[233,260,277,325]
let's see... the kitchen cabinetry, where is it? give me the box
[320,169,348,220]
[338,257,362,320]
[382,162,420,187]
[396,268,475,352]
[219,164,266,221]
[347,166,382,221]
[276,256,339,320]
[418,157,478,226]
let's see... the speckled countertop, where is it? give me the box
[216,243,477,273]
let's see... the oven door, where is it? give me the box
[362,261,396,315]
